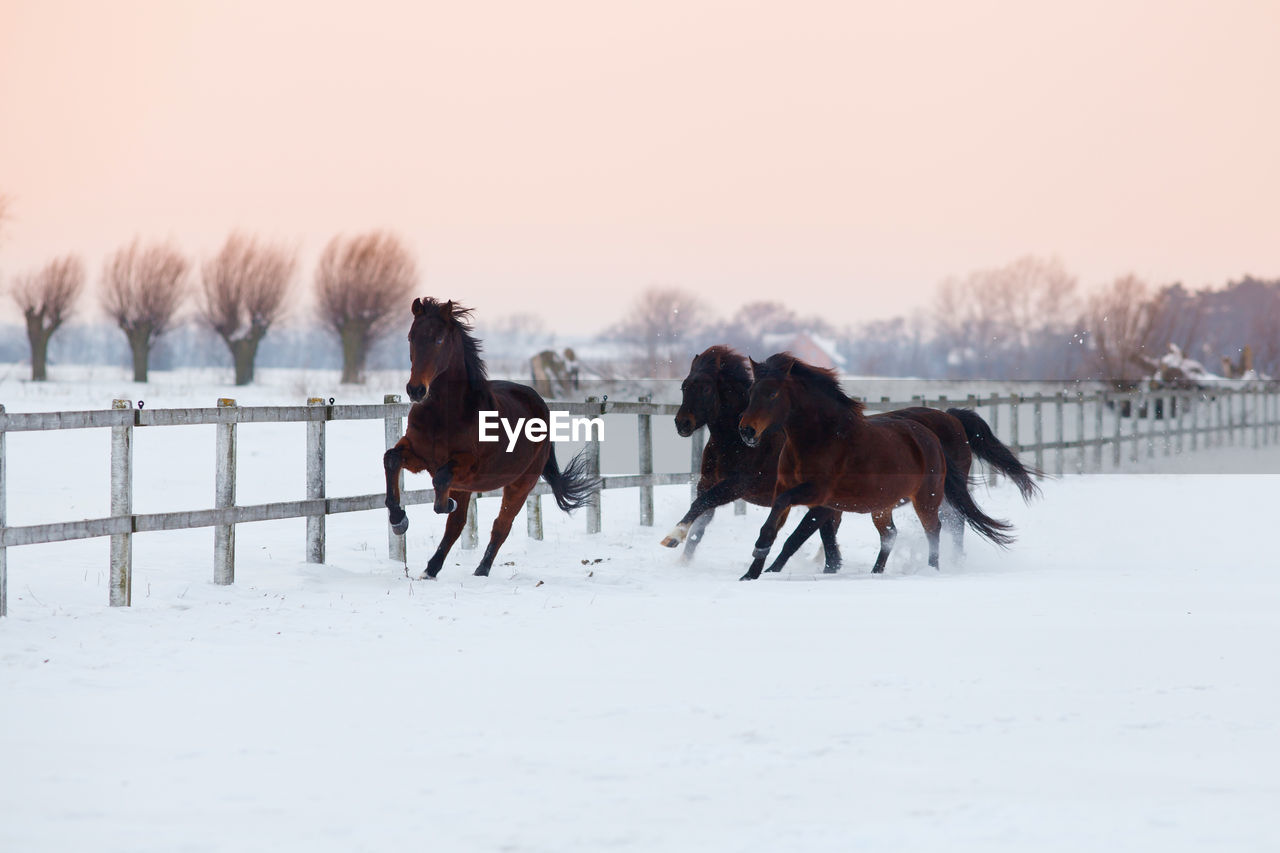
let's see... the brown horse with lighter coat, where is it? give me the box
[735,353,1014,581]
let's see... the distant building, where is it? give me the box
[760,331,847,372]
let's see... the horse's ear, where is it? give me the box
[443,299,455,324]
[411,297,423,316]
[782,359,795,377]
[748,357,760,375]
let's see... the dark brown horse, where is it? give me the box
[661,346,1036,571]
[659,346,844,570]
[384,298,596,578]
[736,354,1014,581]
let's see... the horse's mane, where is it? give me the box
[756,353,863,415]
[692,345,752,390]
[417,297,489,393]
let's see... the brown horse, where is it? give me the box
[661,346,1036,571]
[659,346,844,570]
[736,354,1013,581]
[384,298,597,578]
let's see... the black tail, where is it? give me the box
[542,446,599,513]
[942,454,1015,548]
[946,407,1042,501]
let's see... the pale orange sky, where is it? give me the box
[2,0,1277,331]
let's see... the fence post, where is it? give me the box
[1130,393,1141,463]
[383,394,406,564]
[1074,392,1085,474]
[1144,392,1155,460]
[306,398,326,564]
[587,396,603,535]
[462,495,479,549]
[1253,388,1262,449]
[988,393,1000,485]
[110,400,133,607]
[1053,392,1065,477]
[690,424,705,503]
[638,397,654,527]
[1033,395,1045,475]
[1010,393,1021,462]
[1112,393,1123,468]
[0,405,6,618]
[526,491,543,540]
[1094,391,1104,471]
[214,398,237,585]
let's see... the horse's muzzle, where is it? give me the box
[738,426,758,447]
[406,382,426,402]
[674,416,694,438]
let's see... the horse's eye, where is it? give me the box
[435,335,445,345]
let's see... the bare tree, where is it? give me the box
[933,255,1080,377]
[315,231,418,383]
[11,254,85,380]
[101,239,190,382]
[199,233,296,385]
[607,286,709,377]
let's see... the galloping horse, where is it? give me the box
[660,346,1037,571]
[736,354,1013,581]
[659,346,844,571]
[384,298,596,578]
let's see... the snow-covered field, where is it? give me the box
[3,370,1279,852]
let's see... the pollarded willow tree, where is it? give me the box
[12,254,85,380]
[199,233,297,385]
[315,231,418,383]
[101,239,190,382]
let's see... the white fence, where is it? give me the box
[2,384,1278,616]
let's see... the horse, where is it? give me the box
[658,346,845,572]
[383,298,597,578]
[736,353,1014,581]
[660,346,1037,571]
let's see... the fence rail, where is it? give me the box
[2,384,1278,615]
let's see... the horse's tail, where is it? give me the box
[946,407,1042,502]
[942,453,1015,548]
[542,445,599,513]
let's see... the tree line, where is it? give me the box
[5,230,418,384]
[605,257,1280,383]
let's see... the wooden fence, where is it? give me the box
[2,384,1278,616]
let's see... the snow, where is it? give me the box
[3,370,1279,851]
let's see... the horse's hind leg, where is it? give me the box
[870,510,897,574]
[423,491,472,579]
[912,499,943,571]
[474,474,539,577]
[942,502,965,556]
[818,514,842,573]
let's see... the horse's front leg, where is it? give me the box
[742,483,819,581]
[423,492,473,579]
[383,439,427,535]
[763,507,836,573]
[660,476,749,548]
[432,460,458,514]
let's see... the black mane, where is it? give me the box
[418,297,489,394]
[691,345,751,390]
[756,353,863,415]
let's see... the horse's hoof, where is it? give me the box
[871,567,885,574]
[660,536,681,548]
[473,566,491,577]
[739,572,756,581]
[416,570,437,580]
[823,566,840,574]
[764,565,782,573]
[391,516,409,535]
[435,498,458,515]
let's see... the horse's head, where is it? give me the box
[739,355,795,447]
[675,346,751,437]
[406,297,473,402]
